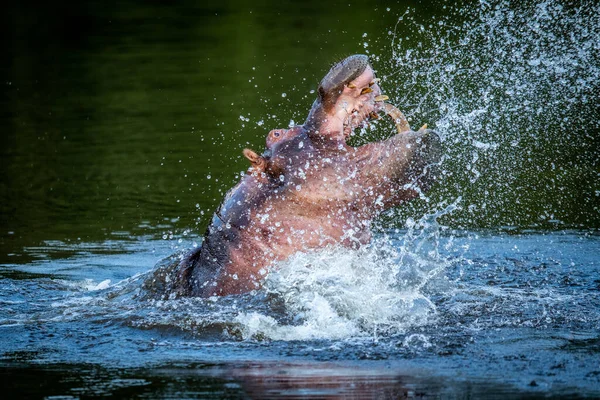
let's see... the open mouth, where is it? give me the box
[343,96,411,139]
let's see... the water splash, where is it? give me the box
[229,201,460,342]
[389,0,599,131]
[379,0,600,228]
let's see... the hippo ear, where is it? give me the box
[243,148,267,172]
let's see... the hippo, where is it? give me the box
[159,54,442,298]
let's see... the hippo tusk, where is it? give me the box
[381,102,411,133]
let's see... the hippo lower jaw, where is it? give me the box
[357,99,413,135]
[380,101,412,133]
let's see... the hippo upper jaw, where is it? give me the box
[336,66,383,140]
[303,54,386,144]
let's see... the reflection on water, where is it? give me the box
[0,361,541,399]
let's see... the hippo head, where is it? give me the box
[241,55,415,180]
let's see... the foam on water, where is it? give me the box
[234,236,446,341]
[1,228,598,393]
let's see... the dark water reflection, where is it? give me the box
[1,361,543,399]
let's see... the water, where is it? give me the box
[1,230,599,397]
[2,0,599,398]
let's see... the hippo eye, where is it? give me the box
[273,131,280,137]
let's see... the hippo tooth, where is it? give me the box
[369,78,380,86]
[420,124,428,130]
[347,83,357,89]
[374,95,389,102]
[360,87,373,95]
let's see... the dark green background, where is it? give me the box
[1,0,598,263]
